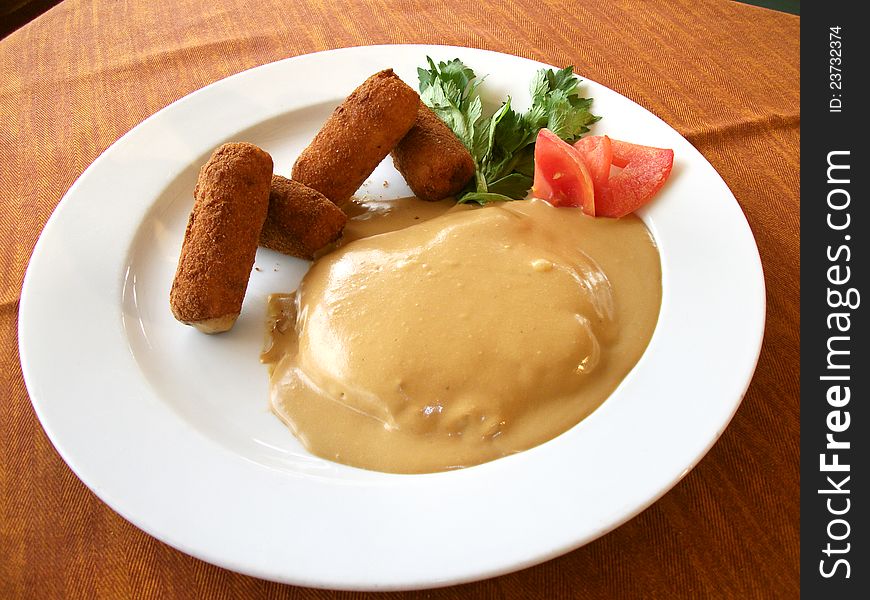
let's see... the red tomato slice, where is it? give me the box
[609,139,672,170]
[596,140,674,218]
[531,129,595,215]
[573,135,613,202]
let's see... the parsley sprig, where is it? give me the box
[418,57,600,204]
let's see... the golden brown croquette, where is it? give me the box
[292,69,419,205]
[259,175,347,259]
[391,102,476,201]
[169,142,273,333]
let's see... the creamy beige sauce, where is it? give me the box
[262,197,661,474]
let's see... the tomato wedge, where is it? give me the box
[533,131,673,218]
[597,140,674,218]
[609,138,672,169]
[531,129,595,215]
[573,135,613,203]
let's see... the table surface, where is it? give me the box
[0,0,799,597]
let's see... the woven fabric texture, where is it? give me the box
[1,1,798,597]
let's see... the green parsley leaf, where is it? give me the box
[418,58,483,153]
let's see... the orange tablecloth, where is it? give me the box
[1,1,799,597]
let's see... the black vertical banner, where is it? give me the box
[801,3,867,597]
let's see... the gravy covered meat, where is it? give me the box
[263,198,661,473]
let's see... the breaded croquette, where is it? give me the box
[170,142,272,333]
[391,102,476,201]
[292,69,418,205]
[259,175,347,259]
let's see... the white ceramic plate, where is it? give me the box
[19,45,765,590]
